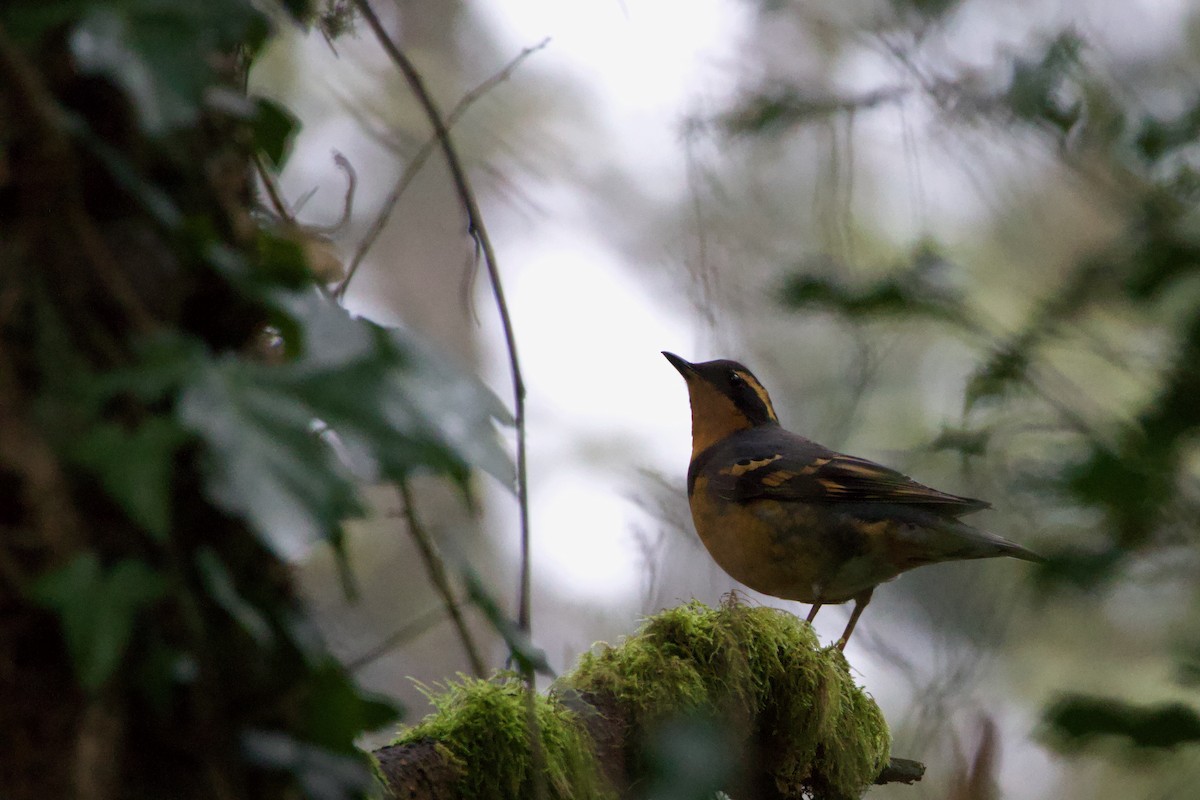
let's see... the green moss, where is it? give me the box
[570,597,890,800]
[394,675,611,800]
[392,598,891,800]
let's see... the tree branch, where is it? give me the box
[397,479,487,678]
[336,37,547,300]
[347,3,533,651]
[372,689,926,799]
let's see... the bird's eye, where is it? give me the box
[729,371,745,385]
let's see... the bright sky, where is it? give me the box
[474,0,750,602]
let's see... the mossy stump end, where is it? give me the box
[375,598,903,800]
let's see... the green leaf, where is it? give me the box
[253,97,301,170]
[179,350,364,559]
[387,334,515,489]
[779,248,967,324]
[195,548,275,645]
[1045,695,1200,750]
[67,0,267,135]
[68,417,191,538]
[178,292,513,559]
[927,425,991,457]
[272,291,514,488]
[301,661,399,752]
[281,0,316,22]
[2,2,89,44]
[257,230,315,289]
[240,730,378,800]
[1006,32,1084,134]
[33,555,166,691]
[101,334,211,402]
[462,568,552,677]
[1032,545,1123,590]
[1134,102,1200,163]
[964,345,1029,409]
[891,0,962,18]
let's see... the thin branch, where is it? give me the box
[335,35,548,301]
[0,20,71,145]
[309,151,358,235]
[874,757,926,785]
[253,152,293,220]
[347,601,462,674]
[397,479,487,678]
[352,0,534,647]
[349,8,541,798]
[255,150,355,237]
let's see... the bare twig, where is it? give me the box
[397,479,487,678]
[253,152,293,220]
[255,151,356,234]
[0,345,85,562]
[874,757,926,785]
[0,20,72,143]
[310,151,358,234]
[335,36,548,301]
[349,7,541,796]
[351,0,534,645]
[347,601,464,674]
[74,691,125,800]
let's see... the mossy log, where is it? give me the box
[372,598,925,800]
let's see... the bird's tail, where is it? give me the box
[934,521,1045,564]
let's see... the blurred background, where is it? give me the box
[251,1,1200,797]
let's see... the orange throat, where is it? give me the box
[687,386,754,457]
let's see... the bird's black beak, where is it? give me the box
[662,351,696,377]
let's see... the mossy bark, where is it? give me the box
[374,599,923,800]
[0,12,370,800]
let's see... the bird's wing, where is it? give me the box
[711,432,989,516]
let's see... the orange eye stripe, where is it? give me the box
[741,374,779,421]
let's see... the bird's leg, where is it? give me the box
[806,603,822,623]
[836,588,874,651]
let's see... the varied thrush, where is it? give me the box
[664,352,1041,649]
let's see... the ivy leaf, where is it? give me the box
[280,0,316,22]
[462,568,552,677]
[271,291,514,489]
[240,730,377,800]
[180,352,363,560]
[195,548,275,645]
[1006,32,1083,135]
[253,97,300,170]
[964,345,1029,410]
[927,425,991,457]
[180,291,513,560]
[68,417,191,539]
[33,555,166,691]
[1045,695,1200,750]
[257,230,317,289]
[779,247,968,324]
[387,334,515,490]
[2,3,86,43]
[68,0,266,135]
[301,661,399,752]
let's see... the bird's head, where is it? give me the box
[662,352,779,455]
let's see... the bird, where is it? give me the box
[663,352,1042,650]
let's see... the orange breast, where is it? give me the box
[688,475,907,604]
